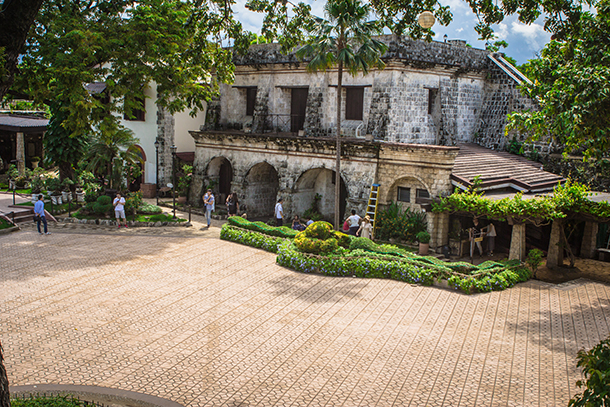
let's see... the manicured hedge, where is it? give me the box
[220,221,531,295]
[227,216,298,238]
[220,225,286,253]
[277,241,531,294]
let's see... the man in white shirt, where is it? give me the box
[274,198,284,227]
[113,192,127,228]
[347,209,361,236]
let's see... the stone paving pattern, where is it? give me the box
[2,230,610,406]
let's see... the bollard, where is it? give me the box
[68,197,71,217]
[12,187,15,205]
[189,205,191,223]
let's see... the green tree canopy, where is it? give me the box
[12,0,248,178]
[507,0,610,161]
[295,0,387,229]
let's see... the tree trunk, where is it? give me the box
[0,342,10,407]
[0,0,45,99]
[334,60,343,231]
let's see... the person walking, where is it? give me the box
[356,215,373,239]
[274,198,284,226]
[203,189,215,228]
[347,209,361,236]
[469,218,484,258]
[226,192,239,217]
[113,192,127,228]
[34,194,50,235]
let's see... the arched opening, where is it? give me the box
[206,156,233,204]
[293,168,347,223]
[128,145,146,192]
[386,176,430,208]
[243,162,280,218]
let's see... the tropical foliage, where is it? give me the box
[507,0,610,161]
[569,335,610,407]
[432,180,610,224]
[376,201,428,242]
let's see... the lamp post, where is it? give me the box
[170,144,177,219]
[154,138,160,205]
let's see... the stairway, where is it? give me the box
[6,206,35,224]
[365,184,380,238]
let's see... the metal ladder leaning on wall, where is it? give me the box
[366,184,380,239]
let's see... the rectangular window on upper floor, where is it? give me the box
[124,96,145,121]
[246,87,257,116]
[345,87,364,120]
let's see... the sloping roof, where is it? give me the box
[0,114,48,133]
[451,143,565,193]
[84,82,106,94]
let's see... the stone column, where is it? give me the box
[428,211,449,250]
[580,221,599,259]
[508,223,527,261]
[546,220,564,269]
[16,132,25,176]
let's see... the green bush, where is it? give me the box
[97,195,112,206]
[227,216,299,238]
[138,202,163,214]
[303,221,334,240]
[376,201,428,242]
[569,335,610,407]
[333,231,352,248]
[125,191,142,214]
[220,224,286,253]
[416,231,431,244]
[349,236,378,252]
[294,231,338,254]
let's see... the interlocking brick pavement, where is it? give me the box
[2,230,610,406]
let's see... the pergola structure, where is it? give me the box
[0,114,48,175]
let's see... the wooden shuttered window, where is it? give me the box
[246,88,257,116]
[345,87,364,120]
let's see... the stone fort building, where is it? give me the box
[189,35,544,248]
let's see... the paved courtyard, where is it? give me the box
[2,228,610,407]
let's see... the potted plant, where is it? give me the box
[30,156,41,168]
[45,177,61,196]
[30,176,44,203]
[176,164,193,204]
[416,230,431,255]
[61,178,75,202]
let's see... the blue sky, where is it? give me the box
[233,0,552,66]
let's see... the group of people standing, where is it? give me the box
[345,210,373,239]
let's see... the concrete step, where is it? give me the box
[6,206,35,224]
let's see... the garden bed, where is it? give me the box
[220,219,531,294]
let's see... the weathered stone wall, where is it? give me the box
[190,131,459,247]
[156,106,175,186]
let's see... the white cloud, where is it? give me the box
[510,21,546,50]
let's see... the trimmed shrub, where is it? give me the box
[220,224,286,253]
[333,231,352,248]
[294,231,338,254]
[228,216,298,238]
[138,202,163,214]
[97,195,112,206]
[303,221,334,240]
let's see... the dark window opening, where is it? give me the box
[345,87,364,120]
[124,96,145,121]
[246,88,257,116]
[416,189,430,199]
[291,88,309,132]
[427,88,438,115]
[397,187,410,202]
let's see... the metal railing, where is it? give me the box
[254,114,303,134]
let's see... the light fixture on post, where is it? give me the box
[154,138,160,205]
[170,144,177,219]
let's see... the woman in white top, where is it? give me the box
[357,215,373,239]
[486,222,497,255]
[347,209,361,236]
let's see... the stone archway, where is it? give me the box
[243,162,280,218]
[292,168,347,222]
[206,156,233,204]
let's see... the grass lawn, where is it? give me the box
[12,395,87,406]
[0,186,32,194]
[0,217,14,230]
